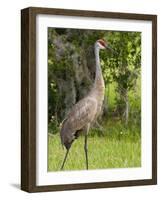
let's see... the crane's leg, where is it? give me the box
[60,148,70,170]
[84,124,90,170]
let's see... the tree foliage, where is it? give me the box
[102,31,141,122]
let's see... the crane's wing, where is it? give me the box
[60,97,97,148]
[62,97,97,131]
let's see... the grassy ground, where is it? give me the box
[48,120,141,171]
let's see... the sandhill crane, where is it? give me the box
[60,39,113,170]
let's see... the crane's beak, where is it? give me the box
[106,45,118,55]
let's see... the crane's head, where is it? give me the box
[96,39,116,54]
[96,39,108,49]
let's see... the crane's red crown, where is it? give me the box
[97,39,107,47]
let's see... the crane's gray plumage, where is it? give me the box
[59,39,109,170]
[60,97,97,149]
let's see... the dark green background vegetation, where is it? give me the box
[48,28,141,171]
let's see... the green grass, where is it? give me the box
[48,120,141,171]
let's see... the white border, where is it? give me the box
[36,14,152,186]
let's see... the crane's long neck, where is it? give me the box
[94,45,105,91]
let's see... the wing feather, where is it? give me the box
[60,97,97,148]
[67,97,97,130]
